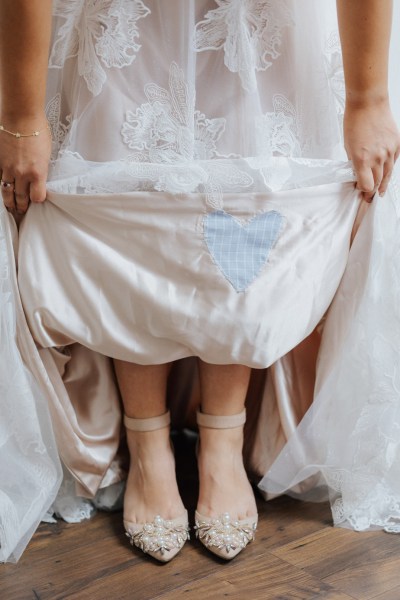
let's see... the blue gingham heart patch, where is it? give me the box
[204,210,284,292]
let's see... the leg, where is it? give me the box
[114,360,170,418]
[114,360,185,524]
[197,361,257,520]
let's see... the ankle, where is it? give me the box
[199,426,244,452]
[127,427,172,455]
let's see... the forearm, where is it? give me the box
[337,0,392,107]
[0,0,52,123]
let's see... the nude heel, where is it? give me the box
[194,409,258,560]
[123,411,189,562]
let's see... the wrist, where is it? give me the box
[0,111,50,140]
[0,109,47,125]
[0,112,48,133]
[345,90,389,110]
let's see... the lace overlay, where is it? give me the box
[0,207,61,562]
[50,0,151,96]
[194,0,293,91]
[43,466,124,524]
[121,62,226,162]
[121,61,253,208]
[324,31,345,135]
[46,94,72,159]
[259,174,400,534]
[256,94,301,157]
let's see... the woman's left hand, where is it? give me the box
[343,100,400,201]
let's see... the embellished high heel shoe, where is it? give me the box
[123,411,190,562]
[194,409,258,560]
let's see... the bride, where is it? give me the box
[1,0,400,563]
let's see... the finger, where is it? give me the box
[362,163,384,203]
[0,173,16,210]
[14,179,31,214]
[378,157,394,197]
[14,193,30,213]
[354,164,375,202]
[371,162,384,189]
[29,177,47,204]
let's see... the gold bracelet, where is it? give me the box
[0,122,51,139]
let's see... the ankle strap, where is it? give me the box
[124,411,171,432]
[196,408,246,429]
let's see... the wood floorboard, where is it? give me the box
[371,586,400,600]
[308,592,355,600]
[151,554,343,600]
[271,527,400,580]
[323,555,400,600]
[1,433,399,600]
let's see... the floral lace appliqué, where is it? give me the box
[194,0,293,92]
[121,62,226,162]
[46,94,72,159]
[256,94,301,157]
[324,31,345,134]
[50,0,150,96]
[121,62,253,208]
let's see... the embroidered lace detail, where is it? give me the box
[47,152,354,202]
[50,0,151,96]
[121,62,226,162]
[120,62,253,208]
[260,174,400,535]
[329,479,400,534]
[0,207,61,562]
[194,0,293,92]
[43,465,124,525]
[46,94,72,159]
[330,329,400,532]
[324,32,345,133]
[256,94,301,157]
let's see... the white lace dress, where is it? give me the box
[1,0,400,562]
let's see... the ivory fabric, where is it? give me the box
[259,181,400,534]
[1,0,400,563]
[19,179,360,368]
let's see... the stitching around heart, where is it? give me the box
[203,209,285,292]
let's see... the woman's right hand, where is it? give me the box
[0,112,52,215]
[343,100,400,202]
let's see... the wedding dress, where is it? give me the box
[1,0,400,563]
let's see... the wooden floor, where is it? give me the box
[2,432,400,600]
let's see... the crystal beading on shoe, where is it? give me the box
[123,411,189,562]
[194,512,256,555]
[125,515,190,557]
